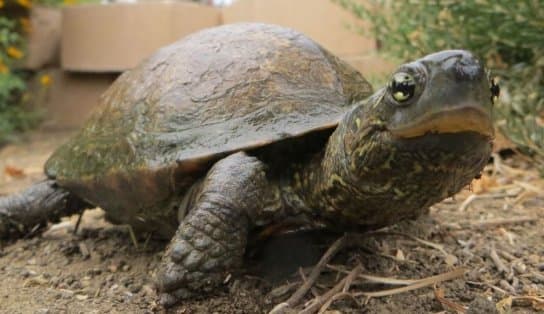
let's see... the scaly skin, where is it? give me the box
[156,152,283,306]
[0,180,88,238]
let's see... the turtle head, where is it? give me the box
[322,50,496,227]
[344,50,496,155]
[382,49,495,138]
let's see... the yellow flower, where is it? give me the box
[16,0,31,9]
[438,9,452,23]
[20,18,31,33]
[40,74,52,86]
[7,46,24,59]
[408,30,421,42]
[0,61,8,74]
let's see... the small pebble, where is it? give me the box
[512,261,527,274]
[59,289,75,299]
[24,274,49,287]
[467,296,499,314]
[141,285,155,297]
[78,242,91,259]
[123,291,134,302]
[129,284,142,294]
[20,269,37,278]
[499,279,516,294]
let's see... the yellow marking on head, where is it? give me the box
[329,174,349,188]
[355,118,361,129]
[372,92,386,109]
[393,188,405,197]
[372,180,393,193]
[413,162,423,174]
[381,150,396,169]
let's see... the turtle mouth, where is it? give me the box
[389,105,494,139]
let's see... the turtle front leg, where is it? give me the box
[0,180,89,238]
[156,152,283,307]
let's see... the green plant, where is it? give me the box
[0,0,103,145]
[0,15,38,144]
[335,0,544,172]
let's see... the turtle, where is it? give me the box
[0,23,497,307]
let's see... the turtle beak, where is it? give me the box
[390,104,494,138]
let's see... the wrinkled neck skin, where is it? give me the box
[289,93,492,231]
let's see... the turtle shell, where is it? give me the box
[45,23,372,226]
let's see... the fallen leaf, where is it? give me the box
[395,249,405,261]
[496,296,512,314]
[4,165,25,178]
[493,130,516,153]
[444,254,458,267]
[471,174,498,194]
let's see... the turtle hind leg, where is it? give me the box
[156,152,283,307]
[0,179,89,238]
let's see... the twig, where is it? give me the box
[511,295,544,305]
[126,225,139,249]
[299,265,362,314]
[499,279,516,294]
[470,216,538,229]
[489,246,509,274]
[327,264,418,286]
[284,234,347,307]
[488,284,509,295]
[73,212,84,235]
[366,231,449,256]
[268,282,300,299]
[317,292,358,314]
[434,285,467,314]
[142,232,152,250]
[514,180,543,194]
[299,267,319,298]
[458,193,512,212]
[513,190,536,205]
[353,268,466,298]
[342,264,362,293]
[496,249,517,261]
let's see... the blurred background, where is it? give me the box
[0,0,542,172]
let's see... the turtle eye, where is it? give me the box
[391,72,416,103]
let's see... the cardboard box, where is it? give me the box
[343,54,396,80]
[222,0,376,57]
[61,2,221,72]
[32,69,118,129]
[16,6,62,70]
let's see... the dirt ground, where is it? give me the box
[0,131,543,314]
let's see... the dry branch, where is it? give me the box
[353,268,466,298]
[299,265,362,314]
[489,246,509,274]
[284,234,347,307]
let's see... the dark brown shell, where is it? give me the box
[45,23,372,213]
